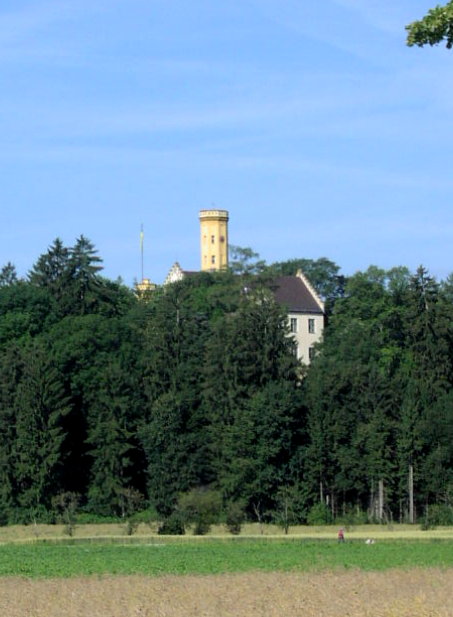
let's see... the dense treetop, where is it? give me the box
[0,238,452,529]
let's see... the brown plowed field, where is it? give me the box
[1,569,452,617]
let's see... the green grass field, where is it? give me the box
[1,539,453,578]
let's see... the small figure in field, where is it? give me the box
[337,527,345,543]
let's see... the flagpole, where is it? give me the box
[140,224,144,282]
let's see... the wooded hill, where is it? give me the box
[0,237,452,528]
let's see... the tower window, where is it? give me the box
[211,255,216,264]
[211,235,215,244]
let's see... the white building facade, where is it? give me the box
[273,270,325,364]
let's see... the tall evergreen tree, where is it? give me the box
[0,344,23,519]
[304,267,404,518]
[203,288,301,513]
[13,342,69,517]
[396,267,453,521]
[66,235,104,315]
[140,277,217,514]
[86,362,137,515]
[0,262,18,287]
[29,238,70,306]
[217,381,305,516]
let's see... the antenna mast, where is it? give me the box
[140,224,144,282]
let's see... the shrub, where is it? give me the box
[76,512,120,524]
[51,492,80,536]
[11,505,54,525]
[158,512,185,535]
[131,507,160,525]
[421,504,453,530]
[117,488,145,536]
[272,485,303,534]
[0,500,9,527]
[178,487,222,535]
[306,502,333,525]
[336,507,368,529]
[225,502,245,535]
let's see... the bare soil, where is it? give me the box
[1,569,452,617]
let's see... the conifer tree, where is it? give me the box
[140,277,216,514]
[396,267,453,521]
[66,236,104,315]
[0,262,18,287]
[0,344,23,520]
[203,288,301,512]
[29,238,70,308]
[85,360,141,515]
[13,343,69,517]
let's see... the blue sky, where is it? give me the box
[1,0,452,285]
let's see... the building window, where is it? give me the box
[308,318,315,334]
[211,255,216,265]
[308,346,315,361]
[290,317,298,333]
[211,235,215,244]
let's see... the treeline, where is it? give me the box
[0,239,452,528]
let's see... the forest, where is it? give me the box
[0,236,452,530]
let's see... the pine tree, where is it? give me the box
[0,262,18,287]
[396,267,453,521]
[29,238,70,306]
[304,267,404,518]
[0,344,23,520]
[13,342,69,517]
[85,361,140,516]
[203,288,301,513]
[66,236,104,315]
[140,277,217,514]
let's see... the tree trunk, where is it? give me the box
[409,464,415,523]
[369,479,375,521]
[252,502,264,535]
[378,479,384,522]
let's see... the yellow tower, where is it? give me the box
[199,209,229,271]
